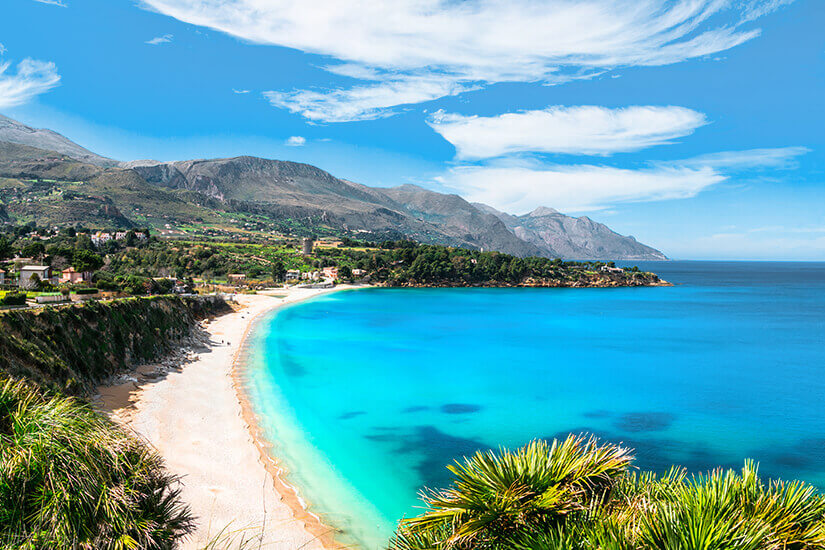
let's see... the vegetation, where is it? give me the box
[0,295,229,394]
[0,377,193,549]
[393,434,825,550]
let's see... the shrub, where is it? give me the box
[393,435,825,550]
[0,377,195,548]
[73,287,99,296]
[0,292,26,306]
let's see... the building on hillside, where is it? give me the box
[301,237,315,255]
[135,232,148,240]
[301,271,321,281]
[91,232,112,246]
[115,231,129,240]
[351,268,366,278]
[600,265,624,273]
[322,266,338,279]
[227,274,247,284]
[285,269,301,280]
[19,265,51,289]
[61,267,91,284]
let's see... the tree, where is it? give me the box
[72,249,104,272]
[271,260,286,282]
[0,236,12,260]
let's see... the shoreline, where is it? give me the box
[97,286,360,549]
[230,288,359,550]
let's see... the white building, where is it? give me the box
[19,265,51,289]
[285,269,301,280]
[91,232,112,246]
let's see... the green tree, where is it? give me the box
[271,259,286,282]
[72,249,104,272]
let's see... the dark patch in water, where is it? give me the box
[545,427,729,476]
[338,411,366,420]
[615,412,675,433]
[583,410,611,419]
[441,403,482,414]
[751,438,825,473]
[364,425,490,490]
[402,406,430,414]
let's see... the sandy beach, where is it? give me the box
[97,286,353,549]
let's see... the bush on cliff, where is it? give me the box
[0,377,194,549]
[393,434,825,550]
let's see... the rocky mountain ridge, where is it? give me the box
[0,115,667,260]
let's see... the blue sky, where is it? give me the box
[1,0,824,260]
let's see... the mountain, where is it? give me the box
[476,203,668,260]
[0,115,119,167]
[0,115,667,260]
[125,157,539,255]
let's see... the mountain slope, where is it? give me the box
[0,114,119,167]
[476,203,667,260]
[0,115,668,260]
[126,157,538,255]
[376,184,542,257]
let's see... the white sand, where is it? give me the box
[100,287,352,549]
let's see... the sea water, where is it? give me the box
[244,261,825,548]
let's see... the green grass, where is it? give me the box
[0,377,194,549]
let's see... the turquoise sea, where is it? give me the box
[244,261,825,548]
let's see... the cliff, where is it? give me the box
[0,295,230,394]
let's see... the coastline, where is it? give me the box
[97,286,359,549]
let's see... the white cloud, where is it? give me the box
[0,58,61,109]
[140,0,792,122]
[33,0,67,6]
[428,105,708,159]
[671,146,810,171]
[146,34,173,45]
[285,136,306,146]
[0,44,6,56]
[438,146,809,214]
[440,161,724,213]
[232,89,250,94]
[264,77,477,123]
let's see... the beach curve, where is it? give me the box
[98,286,359,549]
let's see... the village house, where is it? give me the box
[115,231,129,241]
[91,231,112,246]
[301,271,321,281]
[227,274,247,284]
[135,231,147,240]
[61,267,91,284]
[600,265,624,273]
[19,265,51,289]
[351,268,366,277]
[321,266,339,279]
[285,269,301,280]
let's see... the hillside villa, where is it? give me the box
[19,265,51,289]
[285,269,301,280]
[61,267,92,284]
[322,266,339,279]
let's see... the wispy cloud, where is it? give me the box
[0,44,6,56]
[145,34,173,45]
[232,89,250,94]
[285,136,306,146]
[265,77,477,123]
[0,58,61,109]
[428,105,708,159]
[438,147,809,214]
[669,147,810,171]
[141,0,794,122]
[33,0,67,6]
